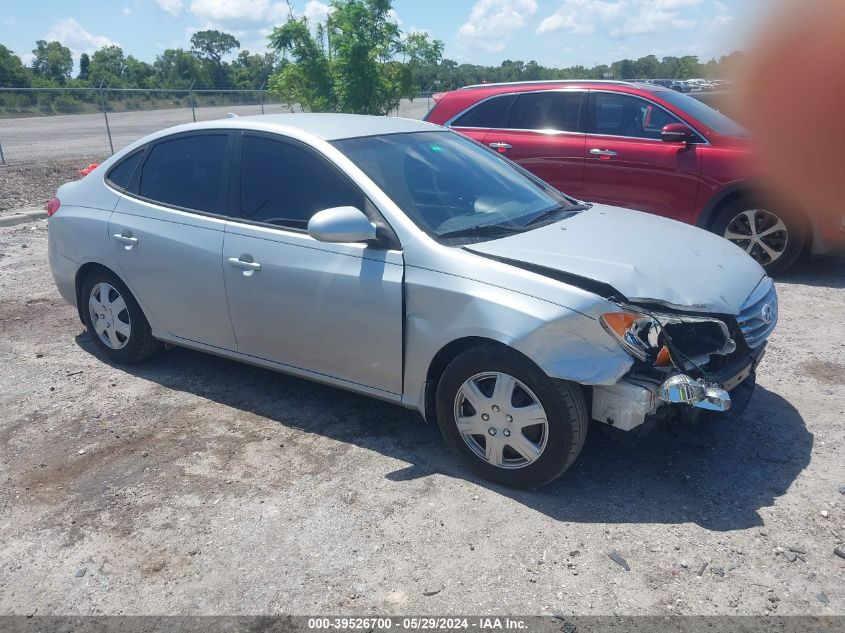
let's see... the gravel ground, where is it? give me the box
[0,221,843,617]
[0,160,96,212]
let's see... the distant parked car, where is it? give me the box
[425,80,845,273]
[48,114,775,487]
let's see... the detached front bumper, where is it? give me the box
[591,345,766,431]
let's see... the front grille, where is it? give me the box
[737,278,778,348]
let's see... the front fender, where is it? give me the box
[402,265,632,411]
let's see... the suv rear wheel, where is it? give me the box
[712,199,806,275]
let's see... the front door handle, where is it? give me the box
[589,148,618,157]
[228,256,261,274]
[113,232,138,249]
[489,142,512,152]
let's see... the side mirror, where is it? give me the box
[307,206,378,244]
[660,123,696,143]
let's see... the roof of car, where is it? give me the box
[215,112,441,141]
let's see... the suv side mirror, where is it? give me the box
[660,123,697,143]
[307,206,378,244]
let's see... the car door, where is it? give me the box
[582,91,703,223]
[482,90,586,198]
[222,132,404,396]
[108,131,238,350]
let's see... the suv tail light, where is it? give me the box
[46,197,61,217]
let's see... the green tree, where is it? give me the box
[268,0,441,114]
[191,29,240,88]
[31,40,73,84]
[0,44,31,87]
[78,52,90,81]
[88,45,127,86]
[153,48,212,88]
[231,50,278,88]
[124,56,156,88]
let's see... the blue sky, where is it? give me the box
[1,0,762,69]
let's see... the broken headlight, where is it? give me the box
[600,309,736,367]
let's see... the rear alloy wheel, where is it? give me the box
[81,269,161,364]
[435,346,588,488]
[713,201,805,275]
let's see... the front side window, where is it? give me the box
[593,93,683,140]
[138,134,230,214]
[239,135,364,230]
[333,131,582,243]
[452,94,516,129]
[507,91,583,132]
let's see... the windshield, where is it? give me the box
[332,131,580,242]
[658,90,749,137]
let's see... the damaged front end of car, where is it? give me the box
[591,277,777,432]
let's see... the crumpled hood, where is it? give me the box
[466,204,766,315]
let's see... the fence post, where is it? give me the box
[98,81,115,155]
[0,141,5,166]
[189,81,196,122]
[259,83,265,115]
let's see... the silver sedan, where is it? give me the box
[47,114,776,487]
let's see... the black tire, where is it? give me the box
[80,268,161,364]
[435,345,588,488]
[711,198,806,276]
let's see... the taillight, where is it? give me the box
[46,197,61,217]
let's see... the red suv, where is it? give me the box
[425,80,845,274]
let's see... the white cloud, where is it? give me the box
[3,17,19,26]
[189,0,288,24]
[155,0,184,17]
[457,0,539,53]
[122,7,132,15]
[303,0,333,25]
[708,0,734,29]
[537,0,622,35]
[537,0,722,38]
[45,18,119,54]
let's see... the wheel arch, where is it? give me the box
[423,337,517,423]
[697,182,813,252]
[74,262,125,324]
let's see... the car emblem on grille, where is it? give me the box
[761,302,776,325]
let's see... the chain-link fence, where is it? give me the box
[0,88,434,166]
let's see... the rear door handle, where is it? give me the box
[228,256,261,272]
[489,142,512,151]
[113,232,138,248]
[589,148,618,157]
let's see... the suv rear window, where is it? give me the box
[508,91,582,132]
[452,94,516,128]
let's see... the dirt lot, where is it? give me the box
[0,220,843,616]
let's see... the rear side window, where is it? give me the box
[239,135,364,230]
[106,149,143,190]
[138,134,230,214]
[508,92,582,132]
[452,94,516,129]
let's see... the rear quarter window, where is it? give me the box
[106,149,144,191]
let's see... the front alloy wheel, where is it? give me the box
[435,345,588,488]
[723,208,788,268]
[712,200,806,275]
[454,372,548,469]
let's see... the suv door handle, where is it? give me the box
[113,232,138,248]
[489,142,512,151]
[589,148,618,157]
[228,256,261,272]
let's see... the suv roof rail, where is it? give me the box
[458,79,639,90]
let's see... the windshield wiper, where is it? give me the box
[523,203,592,227]
[438,223,527,239]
